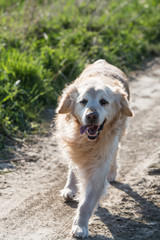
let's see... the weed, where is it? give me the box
[0,0,160,147]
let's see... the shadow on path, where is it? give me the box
[92,181,160,240]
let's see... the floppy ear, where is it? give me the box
[120,94,133,117]
[56,84,78,114]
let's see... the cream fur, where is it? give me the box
[56,59,133,238]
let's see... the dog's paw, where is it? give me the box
[107,173,116,183]
[107,169,117,183]
[71,225,89,238]
[61,187,76,200]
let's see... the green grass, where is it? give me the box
[0,0,160,147]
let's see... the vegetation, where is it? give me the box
[0,0,160,147]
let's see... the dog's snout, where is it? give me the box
[86,112,99,123]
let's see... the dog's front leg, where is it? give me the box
[71,166,107,238]
[61,165,77,200]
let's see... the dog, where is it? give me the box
[56,59,133,238]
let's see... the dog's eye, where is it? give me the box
[100,99,109,106]
[80,99,88,105]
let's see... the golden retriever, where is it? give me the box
[56,59,133,238]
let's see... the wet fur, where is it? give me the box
[56,59,133,238]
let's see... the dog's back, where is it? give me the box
[76,59,130,100]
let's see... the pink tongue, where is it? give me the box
[80,126,88,135]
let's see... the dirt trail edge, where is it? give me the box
[0,58,160,240]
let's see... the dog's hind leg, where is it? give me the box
[61,164,77,200]
[107,131,124,183]
[107,151,118,183]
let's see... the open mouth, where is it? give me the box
[80,120,106,140]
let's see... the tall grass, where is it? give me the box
[0,0,160,147]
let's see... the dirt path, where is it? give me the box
[0,58,160,240]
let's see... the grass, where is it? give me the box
[0,0,160,147]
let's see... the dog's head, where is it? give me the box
[57,81,133,140]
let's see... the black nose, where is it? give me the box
[86,112,99,123]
